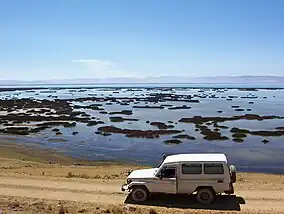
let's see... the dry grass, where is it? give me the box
[0,197,150,214]
[66,172,93,179]
[0,162,140,181]
[65,171,125,179]
[235,172,284,190]
[149,208,159,214]
[0,196,281,214]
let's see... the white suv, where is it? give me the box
[122,153,236,205]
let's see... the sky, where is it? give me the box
[1,0,284,80]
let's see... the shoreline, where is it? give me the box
[0,140,136,167]
[0,140,283,176]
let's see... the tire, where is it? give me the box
[131,187,148,202]
[230,165,237,183]
[196,188,215,205]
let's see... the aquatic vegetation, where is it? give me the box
[213,123,229,129]
[179,114,284,124]
[173,134,196,140]
[251,130,284,137]
[87,121,104,126]
[235,109,245,111]
[164,139,182,144]
[232,133,247,138]
[230,128,250,134]
[74,104,105,111]
[55,131,62,136]
[233,138,244,143]
[109,117,138,122]
[108,110,133,115]
[200,128,229,141]
[150,122,173,130]
[97,126,182,139]
[133,105,164,109]
[168,105,191,110]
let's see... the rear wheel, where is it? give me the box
[131,187,148,202]
[196,188,215,205]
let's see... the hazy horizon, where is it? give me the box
[1,1,284,80]
[0,75,284,86]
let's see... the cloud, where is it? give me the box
[72,59,113,65]
[72,59,133,78]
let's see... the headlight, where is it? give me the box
[127,179,132,184]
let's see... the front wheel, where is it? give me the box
[196,188,215,205]
[131,187,148,202]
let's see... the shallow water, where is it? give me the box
[1,85,284,173]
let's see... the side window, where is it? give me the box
[182,164,202,174]
[161,167,176,178]
[204,163,224,174]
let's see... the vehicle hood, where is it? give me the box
[128,168,158,179]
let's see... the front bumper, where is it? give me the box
[121,184,129,192]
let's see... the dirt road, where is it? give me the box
[0,176,283,213]
[0,144,283,213]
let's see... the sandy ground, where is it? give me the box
[0,142,284,213]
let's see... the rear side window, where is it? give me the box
[182,164,202,174]
[204,163,224,174]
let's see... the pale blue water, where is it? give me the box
[0,84,284,173]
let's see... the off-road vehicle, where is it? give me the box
[122,153,236,204]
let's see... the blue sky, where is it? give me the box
[1,0,284,80]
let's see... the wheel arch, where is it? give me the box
[129,184,149,193]
[195,186,216,194]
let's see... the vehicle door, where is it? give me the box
[177,163,203,194]
[156,165,177,194]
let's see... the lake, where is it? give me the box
[0,84,284,173]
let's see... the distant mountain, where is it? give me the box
[0,76,284,85]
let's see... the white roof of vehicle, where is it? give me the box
[163,153,227,164]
